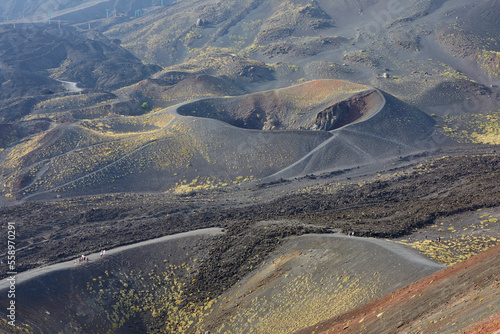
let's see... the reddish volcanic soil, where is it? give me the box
[296,243,500,334]
[458,313,500,334]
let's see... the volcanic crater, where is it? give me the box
[176,79,382,131]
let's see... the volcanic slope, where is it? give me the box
[0,229,446,334]
[198,233,445,334]
[0,0,171,24]
[0,25,160,93]
[103,0,499,108]
[297,242,500,334]
[0,23,161,137]
[0,229,225,334]
[0,79,434,200]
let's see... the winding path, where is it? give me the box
[58,80,84,93]
[0,227,224,291]
[324,233,446,268]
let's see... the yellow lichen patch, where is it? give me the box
[443,112,500,144]
[4,132,46,169]
[477,50,500,78]
[171,176,254,194]
[79,112,175,136]
[87,260,216,334]
[471,113,500,145]
[399,235,500,266]
[0,319,33,333]
[212,269,382,334]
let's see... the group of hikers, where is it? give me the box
[73,249,106,266]
[75,255,88,265]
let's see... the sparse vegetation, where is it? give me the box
[443,111,500,144]
[86,260,217,333]
[400,235,499,266]
[213,270,382,333]
[2,0,500,333]
[478,50,500,78]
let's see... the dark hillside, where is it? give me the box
[0,68,63,100]
[0,0,498,333]
[0,25,160,91]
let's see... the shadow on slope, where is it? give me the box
[0,24,160,91]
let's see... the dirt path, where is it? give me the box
[58,80,84,93]
[200,232,445,334]
[0,227,224,291]
[311,233,445,268]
